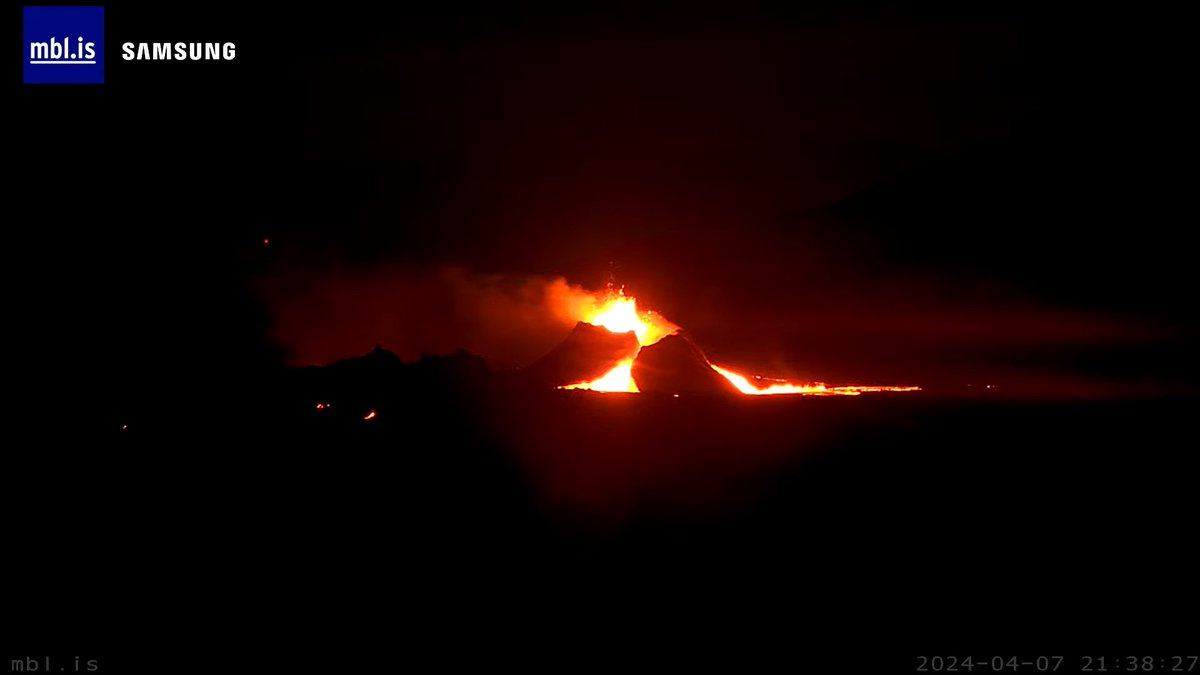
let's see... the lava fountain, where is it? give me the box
[562,289,919,395]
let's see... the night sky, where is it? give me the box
[13,1,1197,427]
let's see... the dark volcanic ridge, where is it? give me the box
[632,333,739,396]
[287,323,747,408]
[522,321,640,388]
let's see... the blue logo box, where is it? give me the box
[23,6,105,84]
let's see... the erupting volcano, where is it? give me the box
[554,289,920,396]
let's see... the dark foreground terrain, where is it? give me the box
[8,362,1197,671]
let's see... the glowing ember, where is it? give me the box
[562,288,919,396]
[364,410,377,420]
[564,359,639,393]
[316,402,330,410]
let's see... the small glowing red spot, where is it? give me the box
[121,424,128,430]
[363,410,377,421]
[316,403,326,410]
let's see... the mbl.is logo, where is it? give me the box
[23,6,105,84]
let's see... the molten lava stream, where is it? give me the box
[709,364,843,395]
[563,359,639,393]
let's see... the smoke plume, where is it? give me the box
[259,264,599,368]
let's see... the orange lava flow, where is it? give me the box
[710,365,920,396]
[561,288,919,396]
[563,359,639,393]
[710,364,849,395]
